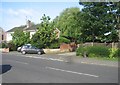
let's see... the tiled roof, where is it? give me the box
[7,24,40,32]
[7,25,26,32]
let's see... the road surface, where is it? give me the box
[1,52,118,83]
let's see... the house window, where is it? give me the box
[2,34,4,40]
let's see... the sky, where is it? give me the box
[0,0,83,31]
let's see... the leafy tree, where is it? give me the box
[12,29,30,47]
[53,7,82,43]
[79,2,119,43]
[31,14,56,48]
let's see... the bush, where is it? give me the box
[76,46,87,56]
[49,40,60,49]
[76,45,110,58]
[114,48,120,57]
[109,48,119,58]
[87,46,110,57]
[0,43,8,48]
[59,37,70,44]
[7,42,17,51]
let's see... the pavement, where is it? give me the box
[5,51,118,67]
[1,52,118,83]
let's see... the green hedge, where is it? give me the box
[7,42,17,51]
[0,43,8,48]
[76,45,110,58]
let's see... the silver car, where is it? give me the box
[21,45,42,55]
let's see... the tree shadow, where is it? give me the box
[0,64,12,74]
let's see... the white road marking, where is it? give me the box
[14,60,28,65]
[58,52,76,56]
[81,62,118,67]
[26,56,64,62]
[46,67,99,78]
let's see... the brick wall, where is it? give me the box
[60,42,77,52]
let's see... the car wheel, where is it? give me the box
[38,51,41,55]
[22,51,26,55]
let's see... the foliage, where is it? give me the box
[49,40,60,49]
[76,45,87,56]
[7,41,17,51]
[0,42,8,48]
[87,46,110,57]
[12,29,30,47]
[109,48,120,58]
[76,45,110,58]
[79,2,119,43]
[53,7,82,43]
[59,36,70,44]
[31,14,56,48]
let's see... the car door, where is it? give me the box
[30,46,37,53]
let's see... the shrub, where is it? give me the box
[87,46,110,58]
[0,43,8,48]
[109,48,119,58]
[7,42,17,51]
[76,45,110,58]
[76,46,86,56]
[59,37,70,44]
[114,48,120,57]
[49,41,60,49]
[118,49,120,57]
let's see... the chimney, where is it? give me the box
[26,20,32,28]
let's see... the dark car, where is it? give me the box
[20,45,42,55]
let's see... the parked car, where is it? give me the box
[17,47,21,52]
[17,44,31,52]
[20,45,42,55]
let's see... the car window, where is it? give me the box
[22,45,30,49]
[31,46,37,49]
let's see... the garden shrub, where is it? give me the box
[0,42,8,48]
[109,48,119,58]
[7,42,17,51]
[87,46,110,58]
[76,45,87,57]
[113,48,120,57]
[59,37,70,44]
[76,45,110,58]
[49,41,60,49]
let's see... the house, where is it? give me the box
[0,27,6,43]
[23,20,38,39]
[6,20,38,42]
[54,28,60,39]
[6,20,61,42]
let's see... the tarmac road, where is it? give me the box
[1,52,118,83]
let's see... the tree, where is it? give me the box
[12,29,30,47]
[79,2,119,43]
[31,14,56,48]
[53,7,82,43]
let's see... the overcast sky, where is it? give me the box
[0,0,83,31]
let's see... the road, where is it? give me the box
[1,52,118,83]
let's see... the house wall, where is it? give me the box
[29,31,36,39]
[6,31,36,42]
[6,32,14,42]
[0,28,6,43]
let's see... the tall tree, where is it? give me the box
[54,7,82,43]
[79,2,119,43]
[31,14,56,48]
